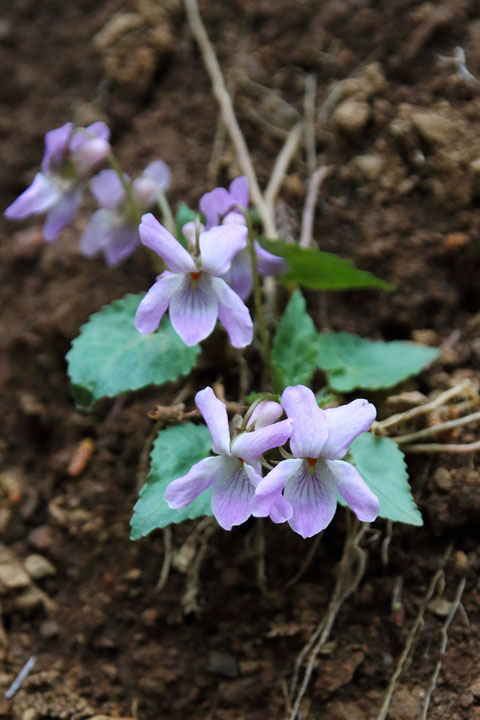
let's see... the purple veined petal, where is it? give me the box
[281,385,328,460]
[199,187,232,229]
[90,170,126,209]
[199,224,247,276]
[41,122,73,173]
[4,173,61,220]
[79,208,115,257]
[247,400,283,430]
[322,400,377,460]
[211,276,253,348]
[140,213,195,272]
[229,176,249,209]
[224,248,252,300]
[135,272,183,334]
[73,137,110,175]
[326,459,379,522]
[169,273,218,345]
[231,418,293,464]
[142,160,171,192]
[211,458,255,530]
[284,462,337,538]
[164,455,225,509]
[195,386,231,457]
[255,241,289,276]
[251,458,303,517]
[269,495,293,524]
[43,187,82,241]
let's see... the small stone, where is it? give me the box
[411,110,454,146]
[207,651,238,678]
[22,710,39,720]
[40,620,60,638]
[460,692,474,708]
[122,568,142,583]
[141,608,159,627]
[13,587,43,611]
[428,597,453,617]
[433,467,453,492]
[354,154,384,180]
[454,550,469,574]
[411,329,439,346]
[24,554,56,580]
[332,99,371,139]
[28,525,53,550]
[470,679,480,698]
[0,553,31,592]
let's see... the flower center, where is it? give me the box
[190,271,202,281]
[306,457,317,467]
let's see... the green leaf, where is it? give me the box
[258,238,393,291]
[317,331,439,392]
[272,290,319,391]
[130,423,213,540]
[66,294,200,409]
[348,433,423,526]
[246,391,281,405]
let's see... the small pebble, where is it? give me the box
[454,550,469,574]
[24,554,56,580]
[433,467,453,492]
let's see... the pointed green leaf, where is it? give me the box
[66,294,200,409]
[317,331,439,392]
[347,433,423,526]
[130,423,213,540]
[272,290,319,391]
[258,238,393,291]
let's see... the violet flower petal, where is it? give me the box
[229,176,249,208]
[247,400,283,430]
[164,455,224,508]
[4,173,60,220]
[79,208,113,256]
[269,494,293,524]
[224,249,252,300]
[135,273,182,334]
[43,188,82,241]
[211,459,255,530]
[284,464,337,538]
[231,419,292,464]
[103,224,140,267]
[199,187,232,229]
[41,122,73,173]
[211,276,253,348]
[321,399,377,460]
[281,385,328,460]
[139,213,196,273]
[195,386,231,456]
[199,224,247,276]
[251,458,303,517]
[68,121,110,152]
[90,170,126,209]
[326,459,380,522]
[73,137,110,175]
[169,274,218,346]
[255,241,289,276]
[142,160,171,191]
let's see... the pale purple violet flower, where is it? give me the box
[164,387,293,530]
[252,385,380,538]
[135,214,253,347]
[199,176,288,300]
[80,161,171,267]
[5,122,111,241]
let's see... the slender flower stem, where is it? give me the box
[106,151,141,222]
[156,191,176,236]
[241,209,274,384]
[392,409,480,445]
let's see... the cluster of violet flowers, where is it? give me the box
[165,385,380,537]
[5,122,381,538]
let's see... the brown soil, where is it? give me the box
[1,1,480,719]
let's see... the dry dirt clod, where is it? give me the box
[0,546,31,592]
[24,554,56,581]
[331,99,371,139]
[433,467,453,492]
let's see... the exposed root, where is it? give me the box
[375,545,452,720]
[288,518,368,720]
[282,533,322,592]
[181,518,216,615]
[381,519,393,567]
[421,576,466,720]
[299,165,331,248]
[155,526,173,593]
[264,120,304,216]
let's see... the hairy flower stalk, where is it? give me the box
[252,385,380,538]
[164,387,293,530]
